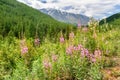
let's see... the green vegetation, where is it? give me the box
[0,0,120,80]
[0,0,74,41]
[100,13,120,27]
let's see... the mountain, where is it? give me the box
[0,0,72,40]
[40,8,90,25]
[100,12,120,27]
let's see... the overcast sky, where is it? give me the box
[17,0,120,19]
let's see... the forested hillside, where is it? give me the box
[100,13,120,27]
[0,0,73,41]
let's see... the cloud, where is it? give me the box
[17,0,120,19]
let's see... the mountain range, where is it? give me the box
[40,8,90,25]
[17,0,90,25]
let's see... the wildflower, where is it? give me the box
[21,46,28,54]
[66,45,74,55]
[20,39,28,54]
[60,36,64,43]
[91,57,96,62]
[89,54,96,63]
[89,50,102,63]
[82,27,88,32]
[77,44,83,50]
[81,50,85,57]
[85,49,89,56]
[34,38,40,46]
[81,48,89,57]
[43,60,52,69]
[74,46,78,51]
[69,32,74,39]
[52,54,58,62]
[77,21,81,29]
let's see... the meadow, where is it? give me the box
[0,19,120,80]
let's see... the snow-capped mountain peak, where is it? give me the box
[40,8,89,25]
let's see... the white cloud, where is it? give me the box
[17,0,120,19]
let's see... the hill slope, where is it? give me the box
[100,12,120,27]
[0,0,71,40]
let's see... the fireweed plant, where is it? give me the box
[1,20,120,80]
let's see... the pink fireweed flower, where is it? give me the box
[77,44,83,50]
[20,39,28,54]
[91,57,96,62]
[89,50,102,63]
[34,38,40,46]
[81,50,85,57]
[81,48,89,57]
[43,60,52,69]
[52,54,58,62]
[72,44,83,51]
[66,45,74,55]
[60,36,64,43]
[77,22,81,29]
[21,46,28,54]
[85,49,89,56]
[74,46,79,51]
[69,32,74,39]
[89,54,96,63]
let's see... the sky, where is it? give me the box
[17,0,120,19]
